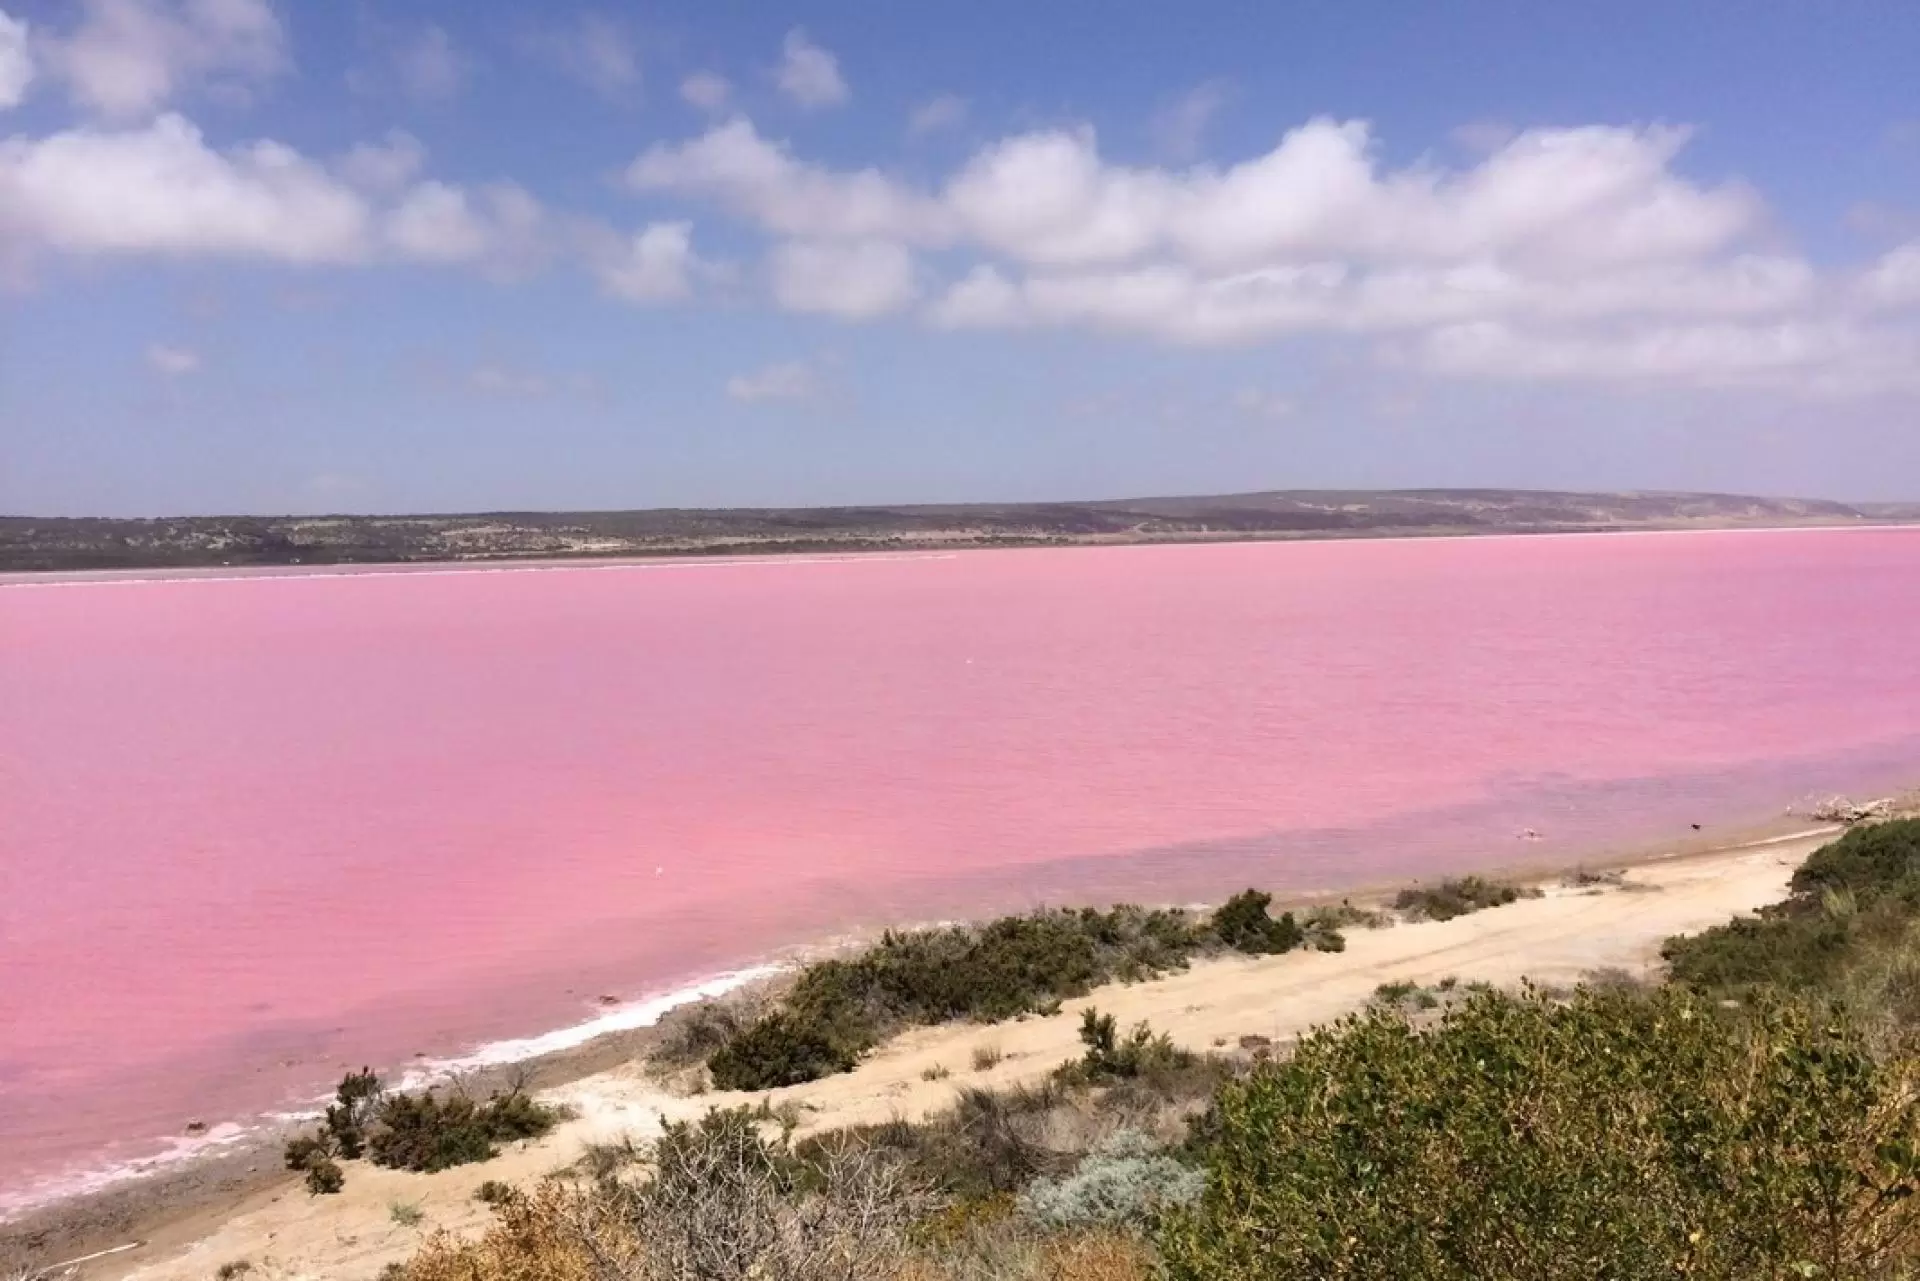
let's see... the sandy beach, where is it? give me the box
[4,820,1850,1281]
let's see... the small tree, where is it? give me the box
[324,1067,384,1158]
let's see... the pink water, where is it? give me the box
[4,529,1920,1210]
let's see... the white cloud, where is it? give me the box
[1862,241,1920,310]
[382,180,545,273]
[528,13,637,100]
[335,130,425,194]
[726,358,818,403]
[0,113,370,263]
[0,113,560,282]
[680,70,730,112]
[628,117,947,243]
[1405,319,1920,395]
[1149,80,1230,161]
[383,181,489,262]
[775,28,846,109]
[926,264,1025,329]
[38,0,285,119]
[593,221,700,303]
[908,94,967,137]
[641,116,1759,273]
[632,113,1885,383]
[146,342,200,375]
[769,239,918,319]
[927,255,1818,347]
[945,127,1174,266]
[0,9,33,110]
[395,24,464,101]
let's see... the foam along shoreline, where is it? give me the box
[9,819,1856,1281]
[0,966,790,1229]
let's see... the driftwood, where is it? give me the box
[1803,796,1896,825]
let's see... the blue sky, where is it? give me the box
[2,1,1918,516]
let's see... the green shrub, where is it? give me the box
[1791,819,1920,907]
[283,1074,562,1188]
[1209,890,1308,955]
[1665,823,1920,1003]
[708,1012,856,1091]
[1058,1008,1196,1086]
[369,1093,500,1173]
[1371,979,1441,1011]
[1157,984,1920,1281]
[706,904,1212,1091]
[473,1179,516,1206]
[303,1157,344,1195]
[283,1132,332,1174]
[323,1067,383,1159]
[368,1086,562,1173]
[1392,875,1535,922]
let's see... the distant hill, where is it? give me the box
[3,489,1915,573]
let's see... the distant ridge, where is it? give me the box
[5,489,1916,573]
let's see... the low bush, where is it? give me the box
[1019,1129,1204,1229]
[303,1157,344,1195]
[1057,1009,1196,1087]
[708,1011,856,1091]
[1209,890,1307,955]
[1370,979,1440,1011]
[282,1072,564,1190]
[651,996,766,1070]
[1665,821,1920,1002]
[404,1107,934,1281]
[697,891,1339,1093]
[1391,875,1537,922]
[704,904,1213,1091]
[1156,984,1920,1281]
[473,1180,516,1206]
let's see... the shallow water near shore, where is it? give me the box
[4,528,1919,1216]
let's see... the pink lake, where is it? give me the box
[4,528,1920,1210]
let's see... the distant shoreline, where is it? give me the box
[5,793,1903,1277]
[6,485,1915,576]
[6,514,1918,589]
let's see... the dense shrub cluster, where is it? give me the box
[1666,819,1920,1000]
[1207,890,1305,954]
[1391,874,1537,921]
[704,894,1333,1092]
[1157,983,1920,1281]
[284,1071,563,1192]
[709,1012,858,1091]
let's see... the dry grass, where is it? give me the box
[897,1229,1158,1281]
[971,1044,1004,1072]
